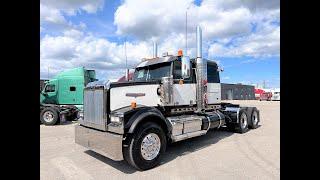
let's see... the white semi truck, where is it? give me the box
[75,26,260,170]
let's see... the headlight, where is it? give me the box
[110,116,123,124]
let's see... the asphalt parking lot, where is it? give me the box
[40,100,280,180]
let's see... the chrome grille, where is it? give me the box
[81,88,107,131]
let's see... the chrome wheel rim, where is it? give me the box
[43,111,54,122]
[252,111,258,125]
[240,113,248,129]
[141,133,161,161]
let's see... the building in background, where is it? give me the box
[221,83,255,100]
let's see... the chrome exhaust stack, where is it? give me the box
[153,42,158,58]
[196,26,207,111]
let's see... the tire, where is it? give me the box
[248,107,260,129]
[235,109,249,133]
[40,107,59,125]
[123,121,167,170]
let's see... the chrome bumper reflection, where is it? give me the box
[75,124,123,161]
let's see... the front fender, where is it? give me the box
[124,107,171,134]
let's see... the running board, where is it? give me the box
[171,130,207,142]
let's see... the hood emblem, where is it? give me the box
[126,93,146,98]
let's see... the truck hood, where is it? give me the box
[86,80,160,90]
[86,80,111,89]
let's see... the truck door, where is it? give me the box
[41,80,58,104]
[172,60,197,106]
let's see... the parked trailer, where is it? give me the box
[40,67,98,125]
[259,92,272,101]
[75,26,260,170]
[271,88,280,101]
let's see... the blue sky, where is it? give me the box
[40,0,280,88]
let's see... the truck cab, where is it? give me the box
[131,55,221,106]
[40,67,97,125]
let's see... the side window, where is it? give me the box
[70,86,76,91]
[45,85,55,92]
[207,63,220,83]
[173,60,182,79]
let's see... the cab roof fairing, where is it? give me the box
[135,56,218,69]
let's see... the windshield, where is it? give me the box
[133,62,171,81]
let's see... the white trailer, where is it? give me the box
[75,26,261,170]
[271,88,280,101]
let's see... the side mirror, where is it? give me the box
[217,66,224,72]
[181,56,191,79]
[41,91,48,96]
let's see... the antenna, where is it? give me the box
[47,66,49,79]
[124,37,129,81]
[125,37,127,69]
[185,10,187,55]
[185,4,191,56]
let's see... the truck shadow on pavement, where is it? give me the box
[85,127,235,174]
[57,120,78,125]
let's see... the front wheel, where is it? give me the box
[123,122,167,170]
[40,107,59,125]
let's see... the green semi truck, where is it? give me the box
[40,67,97,125]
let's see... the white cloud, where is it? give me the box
[40,29,155,80]
[63,29,84,39]
[114,0,279,40]
[208,26,280,58]
[40,0,104,31]
[41,35,78,60]
[41,0,104,14]
[40,4,66,25]
[212,0,279,11]
[114,0,279,58]
[199,7,252,39]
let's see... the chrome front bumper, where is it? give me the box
[75,124,123,161]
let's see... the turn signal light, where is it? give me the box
[131,101,137,109]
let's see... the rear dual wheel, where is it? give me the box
[235,109,249,133]
[248,107,260,129]
[234,107,260,133]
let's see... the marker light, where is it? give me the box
[131,101,137,109]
